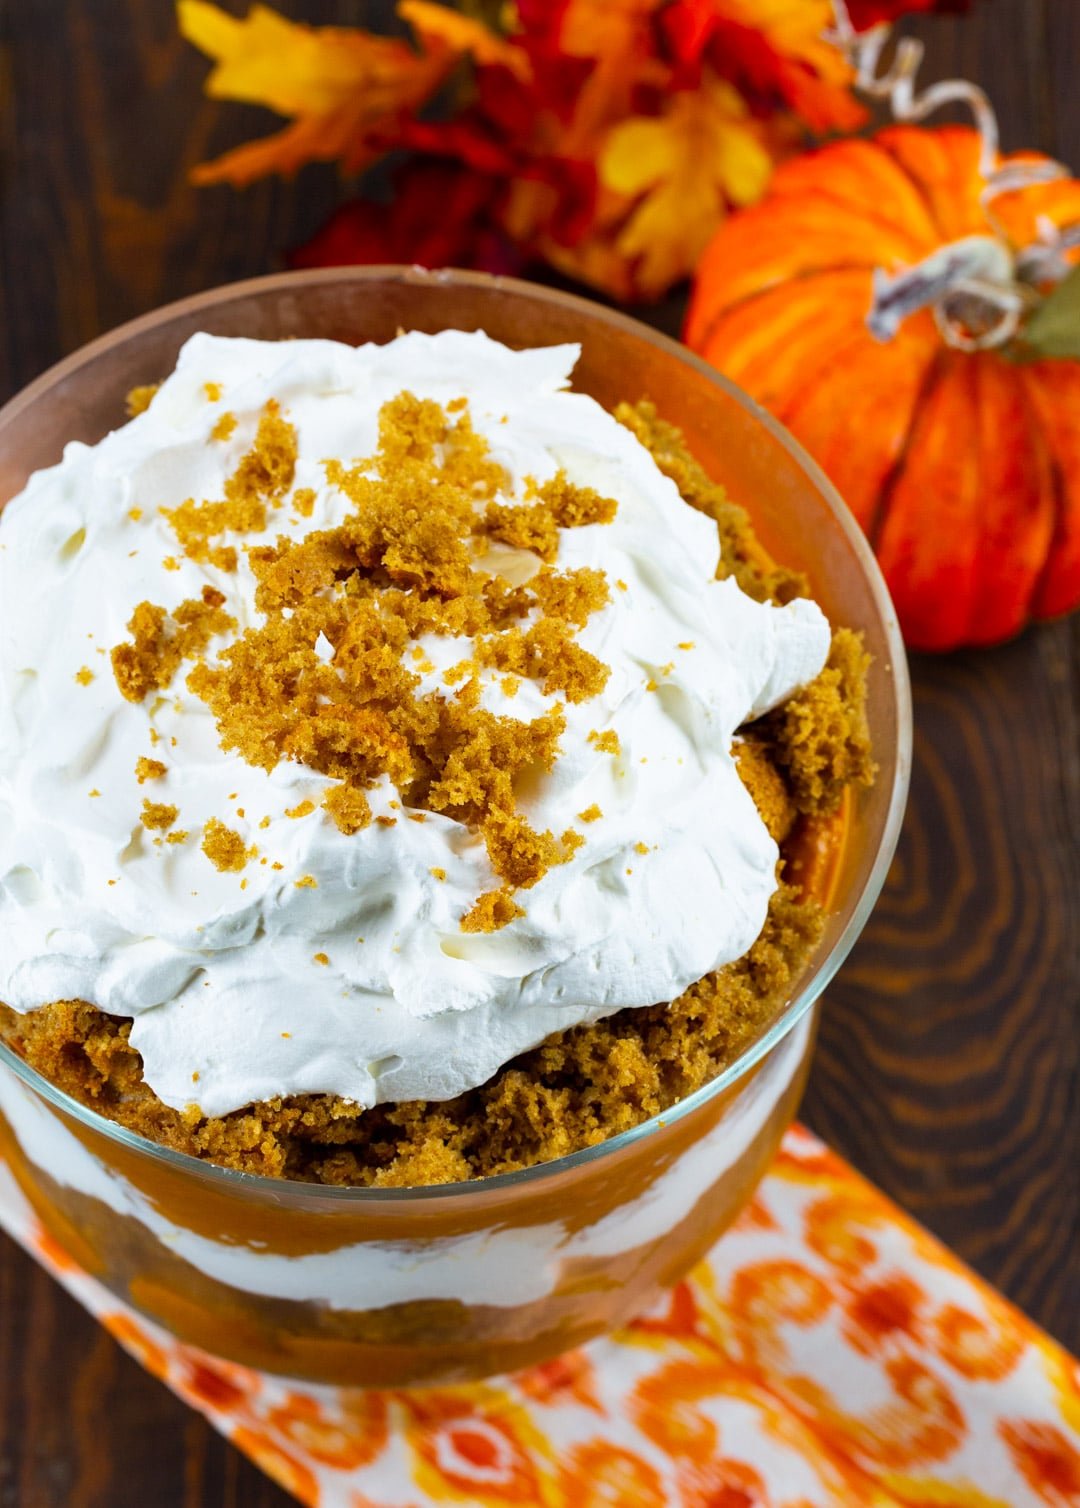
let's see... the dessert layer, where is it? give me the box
[0,394,872,1184]
[0,333,831,1117]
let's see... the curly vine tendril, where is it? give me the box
[827,0,1076,350]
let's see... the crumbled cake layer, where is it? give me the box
[0,401,873,1186]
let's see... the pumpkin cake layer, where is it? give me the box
[0,397,872,1186]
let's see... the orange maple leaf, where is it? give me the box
[599,77,773,297]
[178,0,518,186]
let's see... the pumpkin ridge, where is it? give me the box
[876,125,981,244]
[687,264,888,365]
[965,356,1057,643]
[1020,369,1074,623]
[767,139,940,246]
[865,346,947,553]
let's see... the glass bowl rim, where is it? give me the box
[0,265,913,1203]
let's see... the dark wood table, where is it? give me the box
[0,2,1077,1503]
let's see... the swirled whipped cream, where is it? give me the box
[0,330,829,1116]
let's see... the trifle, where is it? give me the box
[0,270,908,1386]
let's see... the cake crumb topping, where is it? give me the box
[140,800,178,832]
[588,729,621,755]
[111,588,235,703]
[161,401,296,570]
[4,393,874,1189]
[210,412,237,442]
[201,818,250,873]
[111,391,619,932]
[135,757,167,784]
[125,385,158,418]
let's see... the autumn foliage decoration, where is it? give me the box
[178,2,1080,652]
[179,0,963,303]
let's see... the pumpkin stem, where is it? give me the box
[827,2,1000,172]
[831,1,1077,352]
[869,237,1036,351]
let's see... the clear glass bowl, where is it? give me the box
[0,267,911,1387]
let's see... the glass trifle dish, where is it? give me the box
[0,269,909,1387]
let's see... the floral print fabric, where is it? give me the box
[2,1124,1077,1506]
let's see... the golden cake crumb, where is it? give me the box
[430,867,447,882]
[125,384,159,418]
[177,393,619,931]
[295,874,318,889]
[616,401,810,605]
[461,888,525,933]
[293,487,316,518]
[111,588,236,703]
[210,412,237,442]
[579,804,602,823]
[761,628,875,811]
[323,784,372,836]
[128,507,143,523]
[285,799,316,819]
[74,666,94,686]
[735,738,796,843]
[161,401,296,569]
[201,818,249,872]
[166,830,189,845]
[135,757,167,784]
[588,729,621,755]
[140,800,178,832]
[313,952,329,966]
[204,382,222,402]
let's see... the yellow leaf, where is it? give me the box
[179,1,459,185]
[398,0,530,80]
[179,2,415,117]
[600,78,773,297]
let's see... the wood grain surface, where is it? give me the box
[0,1,1077,1503]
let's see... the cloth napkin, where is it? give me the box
[2,1123,1077,1507]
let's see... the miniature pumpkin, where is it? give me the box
[685,125,1080,650]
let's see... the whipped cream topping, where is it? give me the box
[0,331,829,1116]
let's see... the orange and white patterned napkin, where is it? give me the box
[2,1123,1077,1507]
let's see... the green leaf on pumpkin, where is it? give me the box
[1019,265,1080,361]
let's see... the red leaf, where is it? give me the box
[288,162,522,276]
[845,0,972,24]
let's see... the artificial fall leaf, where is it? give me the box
[1021,266,1080,362]
[600,77,772,297]
[526,0,659,61]
[289,161,521,276]
[179,1,510,186]
[664,0,864,132]
[845,0,973,24]
[397,1,530,80]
